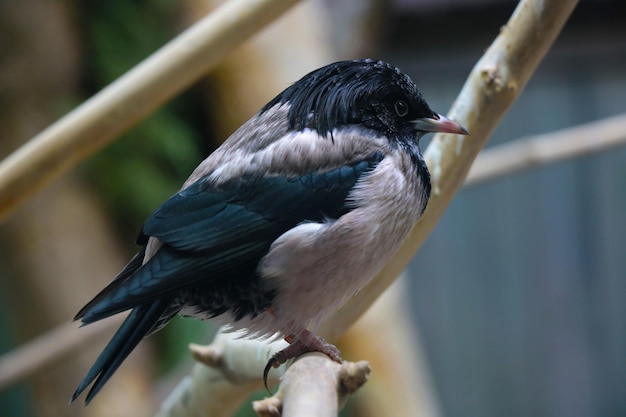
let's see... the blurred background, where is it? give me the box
[0,0,625,416]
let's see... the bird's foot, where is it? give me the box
[263,334,341,390]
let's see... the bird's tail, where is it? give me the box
[71,300,169,405]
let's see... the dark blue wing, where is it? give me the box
[77,152,383,323]
[142,153,383,252]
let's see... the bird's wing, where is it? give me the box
[77,150,385,323]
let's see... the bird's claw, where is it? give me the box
[262,336,342,392]
[263,356,279,392]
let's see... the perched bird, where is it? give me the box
[71,59,467,404]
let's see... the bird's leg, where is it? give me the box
[276,332,342,364]
[263,330,342,389]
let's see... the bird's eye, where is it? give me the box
[394,100,409,117]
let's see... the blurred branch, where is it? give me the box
[465,112,626,186]
[338,277,442,417]
[0,317,122,392]
[0,0,300,223]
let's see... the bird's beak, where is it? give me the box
[413,114,469,135]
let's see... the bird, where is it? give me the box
[70,58,468,404]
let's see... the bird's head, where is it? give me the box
[261,59,468,144]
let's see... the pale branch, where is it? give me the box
[465,112,626,186]
[317,0,580,343]
[341,276,442,417]
[155,331,287,417]
[252,354,370,417]
[155,331,368,417]
[0,0,301,223]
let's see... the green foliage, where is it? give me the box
[78,0,205,229]
[85,107,202,229]
[82,0,177,81]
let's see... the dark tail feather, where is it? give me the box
[74,250,145,322]
[71,300,167,405]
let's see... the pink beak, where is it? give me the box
[413,114,469,135]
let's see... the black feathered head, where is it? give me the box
[261,59,441,141]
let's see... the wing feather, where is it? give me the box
[78,152,384,323]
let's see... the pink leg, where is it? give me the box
[263,330,342,389]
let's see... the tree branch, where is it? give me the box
[466,112,626,186]
[317,0,580,343]
[338,276,442,417]
[154,331,285,417]
[0,0,300,223]
[252,354,370,417]
[0,318,122,392]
